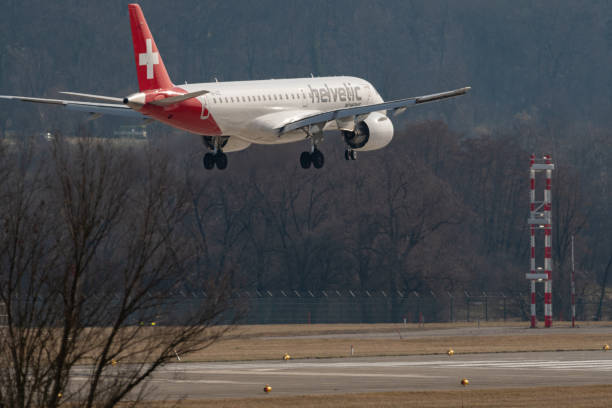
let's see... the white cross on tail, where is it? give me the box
[139,38,159,79]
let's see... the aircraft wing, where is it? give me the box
[0,95,145,119]
[276,86,471,134]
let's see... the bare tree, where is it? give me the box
[0,136,237,408]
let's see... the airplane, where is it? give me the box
[0,4,470,170]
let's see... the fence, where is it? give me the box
[236,290,525,324]
[165,289,612,325]
[0,301,6,326]
[230,290,611,324]
[1,291,609,326]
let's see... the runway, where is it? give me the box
[81,350,612,400]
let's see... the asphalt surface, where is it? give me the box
[76,350,612,400]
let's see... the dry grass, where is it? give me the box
[223,321,530,338]
[138,385,612,407]
[177,321,612,361]
[217,321,612,343]
[35,321,609,363]
[184,333,611,361]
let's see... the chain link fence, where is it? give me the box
[0,301,6,326]
[1,291,609,326]
[235,290,523,324]
[158,289,612,325]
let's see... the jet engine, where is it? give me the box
[202,136,251,152]
[342,112,393,151]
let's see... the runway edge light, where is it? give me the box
[263,384,272,393]
[461,378,469,386]
[604,344,610,351]
[447,349,454,356]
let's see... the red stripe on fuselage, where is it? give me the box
[140,86,222,136]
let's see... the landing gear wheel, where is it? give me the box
[215,152,228,170]
[203,153,215,170]
[300,151,312,169]
[311,149,325,169]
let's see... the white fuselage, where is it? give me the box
[181,76,383,144]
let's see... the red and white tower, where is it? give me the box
[527,154,554,328]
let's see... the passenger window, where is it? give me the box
[291,94,295,99]
[213,98,217,103]
[225,97,228,103]
[285,94,289,99]
[242,96,246,102]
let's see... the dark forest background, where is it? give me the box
[0,1,611,320]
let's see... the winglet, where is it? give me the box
[415,86,471,104]
[128,4,173,91]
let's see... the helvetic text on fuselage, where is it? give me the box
[307,83,362,106]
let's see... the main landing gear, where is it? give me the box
[300,149,324,169]
[300,127,326,169]
[202,136,228,170]
[344,148,357,161]
[297,124,361,168]
[202,151,228,170]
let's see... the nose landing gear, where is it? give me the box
[344,149,357,161]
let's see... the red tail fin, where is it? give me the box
[128,4,173,91]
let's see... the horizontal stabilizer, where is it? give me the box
[0,95,145,119]
[148,89,209,106]
[60,92,123,103]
